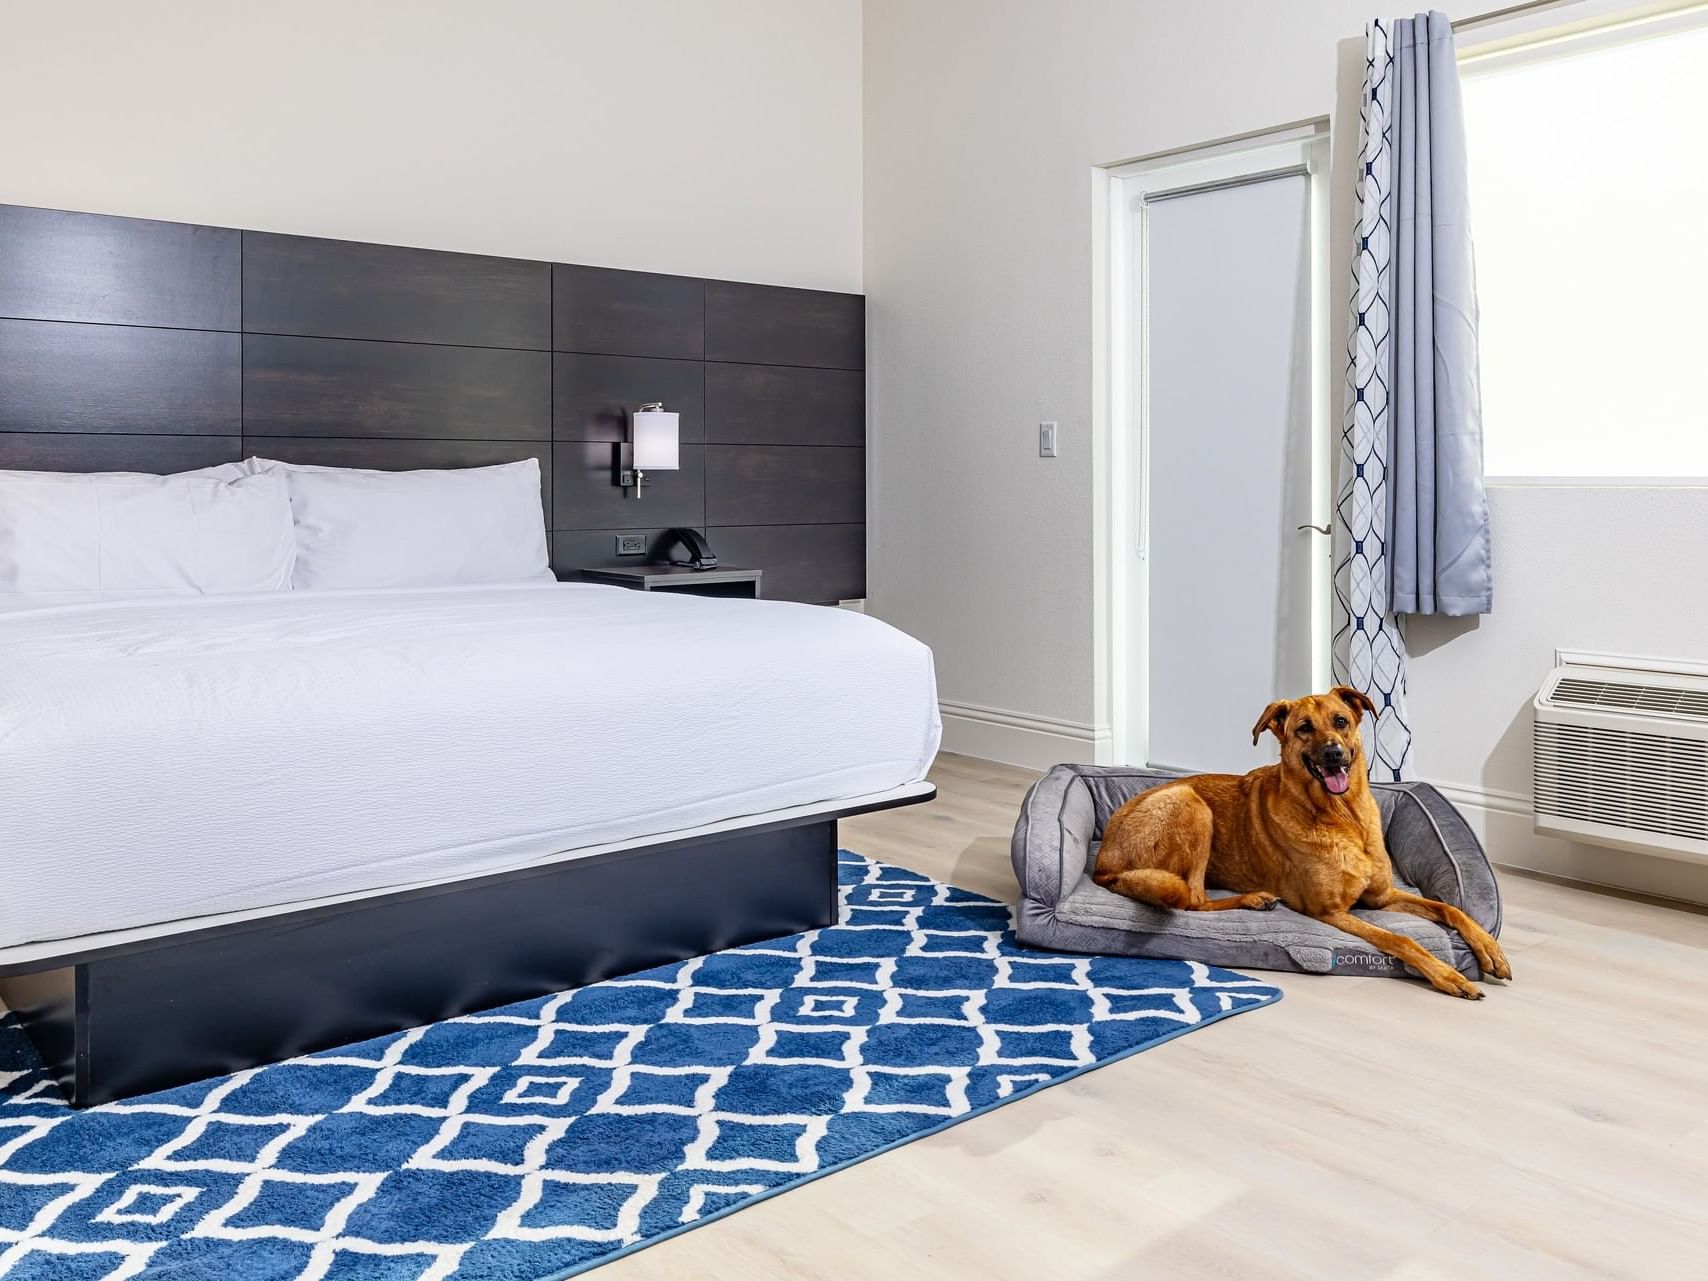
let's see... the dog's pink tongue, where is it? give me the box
[1324,768,1351,795]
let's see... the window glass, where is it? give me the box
[1462,22,1708,477]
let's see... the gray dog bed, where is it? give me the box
[1011,765,1502,980]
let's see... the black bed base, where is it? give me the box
[0,808,899,1107]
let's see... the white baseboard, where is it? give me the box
[937,700,1109,771]
[1431,779,1708,906]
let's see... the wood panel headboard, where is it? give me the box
[0,204,865,603]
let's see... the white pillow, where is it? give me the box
[178,461,254,482]
[0,461,251,483]
[261,457,553,590]
[0,469,295,600]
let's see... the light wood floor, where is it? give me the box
[608,753,1708,1281]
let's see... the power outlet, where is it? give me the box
[615,533,648,556]
[1038,421,1059,458]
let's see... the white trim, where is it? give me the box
[1552,647,1708,680]
[1103,120,1327,178]
[938,700,1107,772]
[1428,778,1708,905]
[1488,475,1708,488]
[1305,125,1333,693]
[1090,163,1117,768]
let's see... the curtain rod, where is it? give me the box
[1452,0,1580,31]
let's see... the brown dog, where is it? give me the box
[1092,686,1510,998]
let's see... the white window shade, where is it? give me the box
[1462,19,1708,479]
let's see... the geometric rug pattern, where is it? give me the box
[0,852,1280,1280]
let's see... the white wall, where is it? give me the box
[863,0,1708,899]
[1408,485,1708,901]
[0,0,862,291]
[862,0,1421,750]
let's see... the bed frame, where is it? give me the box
[0,785,932,1107]
[0,203,925,1106]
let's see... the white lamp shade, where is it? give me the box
[631,410,680,471]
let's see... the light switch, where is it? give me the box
[1038,421,1059,458]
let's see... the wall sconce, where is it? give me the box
[618,402,680,499]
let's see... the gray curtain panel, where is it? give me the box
[1388,11,1493,616]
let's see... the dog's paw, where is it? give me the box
[1480,943,1513,982]
[1245,892,1281,911]
[1434,971,1484,1000]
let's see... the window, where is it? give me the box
[1461,15,1708,479]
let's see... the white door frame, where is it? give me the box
[1093,121,1332,767]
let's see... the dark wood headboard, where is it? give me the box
[0,204,865,603]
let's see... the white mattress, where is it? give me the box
[0,583,940,947]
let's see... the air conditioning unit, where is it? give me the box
[1533,651,1708,862]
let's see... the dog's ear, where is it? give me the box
[1250,699,1292,746]
[1331,685,1379,720]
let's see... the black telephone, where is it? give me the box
[657,527,718,571]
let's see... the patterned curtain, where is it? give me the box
[1334,17,1412,782]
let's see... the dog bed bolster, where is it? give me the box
[1010,765,1502,981]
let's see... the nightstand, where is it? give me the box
[579,565,763,600]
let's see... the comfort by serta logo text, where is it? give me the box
[1334,953,1404,969]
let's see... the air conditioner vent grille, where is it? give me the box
[1533,721,1708,843]
[1549,676,1708,722]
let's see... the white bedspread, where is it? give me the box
[0,584,940,947]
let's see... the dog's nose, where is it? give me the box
[1322,743,1348,767]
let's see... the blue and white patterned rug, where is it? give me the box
[0,852,1280,1280]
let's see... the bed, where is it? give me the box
[0,582,940,1104]
[0,201,924,1106]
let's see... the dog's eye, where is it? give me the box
[1295,721,1314,735]
[1333,715,1349,729]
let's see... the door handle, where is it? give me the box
[1297,522,1332,536]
